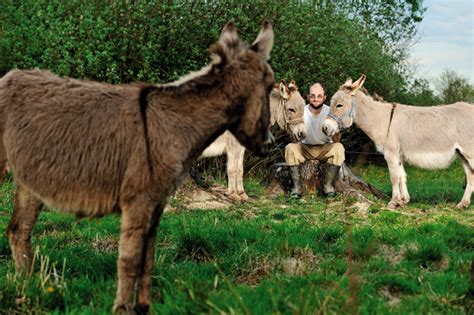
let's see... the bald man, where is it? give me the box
[285,83,345,198]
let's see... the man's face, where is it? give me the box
[308,84,326,107]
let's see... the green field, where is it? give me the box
[0,162,472,314]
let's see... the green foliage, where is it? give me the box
[175,231,216,263]
[0,162,472,313]
[0,0,432,176]
[0,0,215,83]
[351,227,377,260]
[336,0,426,46]
[353,158,467,204]
[375,274,420,294]
[435,69,474,103]
[0,0,419,98]
[315,224,345,243]
[398,78,442,105]
[405,237,447,267]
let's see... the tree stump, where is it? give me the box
[266,160,386,199]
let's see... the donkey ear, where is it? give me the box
[219,21,240,47]
[288,80,298,92]
[279,80,289,100]
[210,21,242,64]
[349,74,366,95]
[343,78,353,88]
[373,92,384,101]
[250,20,274,60]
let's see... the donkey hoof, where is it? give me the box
[387,201,399,209]
[134,304,150,315]
[113,304,136,315]
[455,201,470,209]
[238,192,249,201]
[227,192,241,202]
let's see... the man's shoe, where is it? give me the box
[289,165,302,198]
[323,164,340,197]
[290,191,302,199]
[323,191,336,198]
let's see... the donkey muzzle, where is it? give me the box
[264,130,275,146]
[255,130,274,157]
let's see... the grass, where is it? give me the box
[0,162,472,314]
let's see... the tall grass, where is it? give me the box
[352,159,466,204]
[0,163,472,314]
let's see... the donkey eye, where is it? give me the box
[288,108,296,113]
[336,104,343,108]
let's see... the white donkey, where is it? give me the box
[200,80,306,201]
[329,75,474,208]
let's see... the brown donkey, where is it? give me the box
[0,21,274,313]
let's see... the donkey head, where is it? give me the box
[329,74,366,129]
[211,21,275,157]
[272,79,306,141]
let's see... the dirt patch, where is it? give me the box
[91,236,118,253]
[379,244,404,265]
[379,286,401,306]
[169,184,234,210]
[236,247,320,286]
[352,201,372,216]
[282,247,320,276]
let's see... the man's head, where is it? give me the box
[307,83,326,109]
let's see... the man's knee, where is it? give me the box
[332,142,345,154]
[285,143,303,165]
[285,143,299,158]
[285,143,299,151]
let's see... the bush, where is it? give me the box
[0,0,408,92]
[0,0,426,176]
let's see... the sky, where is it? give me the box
[409,0,473,87]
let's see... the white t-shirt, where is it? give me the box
[301,104,333,145]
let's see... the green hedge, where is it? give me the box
[0,0,435,174]
[1,0,407,98]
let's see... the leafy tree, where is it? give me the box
[331,0,427,89]
[0,0,419,96]
[435,69,474,103]
[398,78,441,105]
[335,0,425,45]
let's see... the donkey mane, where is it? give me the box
[155,64,220,94]
[155,34,250,95]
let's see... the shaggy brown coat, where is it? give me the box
[1,21,274,313]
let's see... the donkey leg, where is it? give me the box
[135,203,165,313]
[457,161,473,208]
[226,150,241,202]
[6,184,43,272]
[235,146,248,201]
[399,163,410,205]
[114,198,155,313]
[385,154,403,208]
